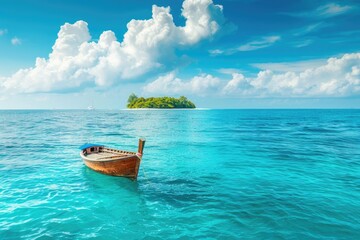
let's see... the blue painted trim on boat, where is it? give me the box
[79,143,104,150]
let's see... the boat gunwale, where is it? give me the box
[80,147,139,162]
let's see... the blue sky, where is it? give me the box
[0,0,359,109]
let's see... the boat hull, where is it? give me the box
[79,139,145,180]
[82,155,141,179]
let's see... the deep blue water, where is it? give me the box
[1,109,360,239]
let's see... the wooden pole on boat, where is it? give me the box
[133,139,145,180]
[138,138,145,155]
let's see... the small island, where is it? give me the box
[127,94,196,109]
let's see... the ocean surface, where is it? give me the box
[0,109,360,239]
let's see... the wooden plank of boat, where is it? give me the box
[79,139,145,180]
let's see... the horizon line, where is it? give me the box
[0,108,360,111]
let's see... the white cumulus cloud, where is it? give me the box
[1,0,229,93]
[242,53,360,97]
[144,72,221,96]
[223,73,252,94]
[145,53,360,98]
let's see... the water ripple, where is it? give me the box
[0,109,360,239]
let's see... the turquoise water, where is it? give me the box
[1,109,360,239]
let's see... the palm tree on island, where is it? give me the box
[127,94,196,109]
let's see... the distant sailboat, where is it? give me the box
[87,105,94,110]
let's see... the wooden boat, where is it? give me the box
[80,139,145,180]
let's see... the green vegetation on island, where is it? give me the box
[127,94,196,109]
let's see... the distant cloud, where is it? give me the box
[0,29,7,36]
[217,68,241,75]
[288,3,354,18]
[145,53,360,98]
[210,35,280,56]
[237,35,280,51]
[11,37,21,45]
[316,3,353,17]
[209,49,224,56]
[293,39,314,48]
[144,72,221,96]
[293,22,327,36]
[0,0,232,93]
[222,73,250,94]
[251,58,327,72]
[227,53,360,97]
